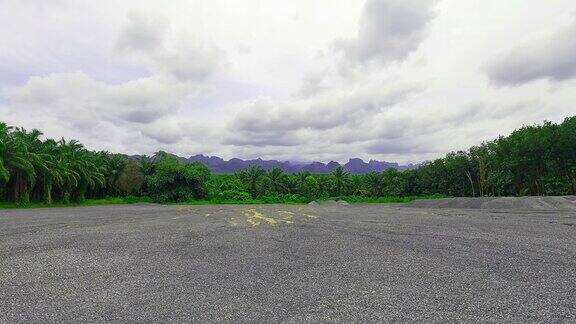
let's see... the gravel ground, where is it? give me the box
[1,203,575,323]
[407,196,576,211]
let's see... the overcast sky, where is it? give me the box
[1,0,576,163]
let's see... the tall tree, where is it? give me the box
[331,166,349,196]
[238,165,265,198]
[268,167,288,194]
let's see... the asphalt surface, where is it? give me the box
[1,203,575,323]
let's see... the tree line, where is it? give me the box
[1,117,575,206]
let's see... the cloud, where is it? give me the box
[1,72,225,155]
[367,140,432,155]
[229,83,423,135]
[486,16,576,86]
[298,70,330,98]
[154,42,222,83]
[139,117,219,145]
[223,82,425,151]
[3,0,69,12]
[224,93,550,160]
[335,0,438,66]
[116,12,169,54]
[116,11,223,84]
[0,7,228,156]
[2,0,576,164]
[3,72,186,127]
[224,130,305,147]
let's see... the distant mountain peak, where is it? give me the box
[182,155,414,174]
[131,153,414,174]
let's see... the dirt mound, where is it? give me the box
[406,196,576,211]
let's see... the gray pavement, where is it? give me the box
[1,203,575,323]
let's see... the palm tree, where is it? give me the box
[58,139,105,202]
[103,153,128,196]
[35,139,69,204]
[349,175,364,196]
[239,165,265,198]
[0,123,12,183]
[268,167,288,194]
[13,128,63,204]
[295,171,311,193]
[364,171,383,197]
[332,166,350,196]
[0,126,38,205]
[0,125,123,205]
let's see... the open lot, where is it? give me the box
[1,202,575,322]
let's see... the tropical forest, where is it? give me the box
[1,116,575,207]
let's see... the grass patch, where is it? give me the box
[0,194,446,209]
[0,196,153,209]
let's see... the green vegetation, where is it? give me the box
[0,196,152,209]
[1,117,575,207]
[411,117,576,197]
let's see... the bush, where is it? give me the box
[302,176,320,200]
[146,157,210,202]
[217,190,252,201]
[117,161,144,195]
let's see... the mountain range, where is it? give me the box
[136,153,417,174]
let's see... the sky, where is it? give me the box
[1,0,576,164]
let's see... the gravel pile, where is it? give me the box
[407,196,576,211]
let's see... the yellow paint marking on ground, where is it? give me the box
[246,218,260,226]
[239,209,304,227]
[279,214,294,224]
[278,211,294,219]
[277,211,298,224]
[242,209,279,226]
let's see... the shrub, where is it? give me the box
[116,161,144,195]
[146,157,210,202]
[302,176,320,200]
[217,190,252,201]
